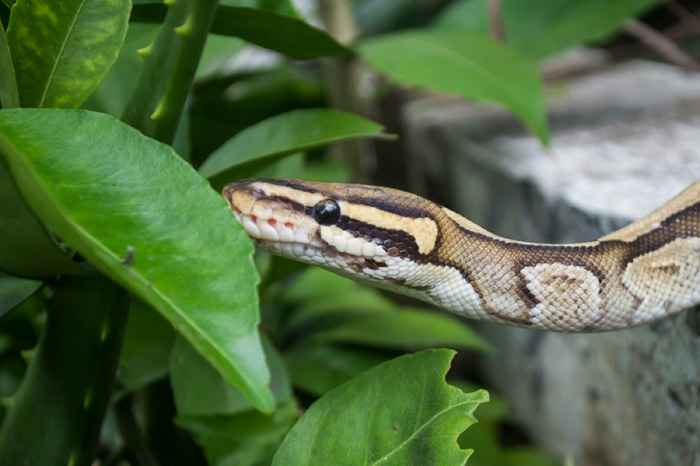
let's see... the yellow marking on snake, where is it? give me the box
[223,178,700,333]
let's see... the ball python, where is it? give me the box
[223,178,700,332]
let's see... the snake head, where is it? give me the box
[222,179,441,278]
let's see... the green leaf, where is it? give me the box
[199,109,389,187]
[0,108,273,412]
[0,273,41,319]
[118,299,175,391]
[0,21,18,108]
[272,349,489,466]
[178,401,299,466]
[358,30,549,144]
[132,4,350,59]
[309,307,489,351]
[284,345,389,396]
[435,0,658,59]
[172,335,291,416]
[7,0,131,108]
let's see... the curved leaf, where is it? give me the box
[358,30,549,144]
[272,349,489,466]
[132,4,350,59]
[0,108,273,412]
[199,109,389,187]
[7,0,130,108]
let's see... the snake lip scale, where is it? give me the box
[223,178,700,333]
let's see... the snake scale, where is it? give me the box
[223,178,700,332]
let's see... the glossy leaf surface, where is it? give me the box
[8,0,130,108]
[358,30,548,143]
[199,109,388,187]
[0,109,273,411]
[272,349,488,466]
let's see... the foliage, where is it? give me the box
[0,0,655,464]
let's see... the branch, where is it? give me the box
[122,0,220,145]
[488,0,506,41]
[0,278,129,466]
[623,19,700,71]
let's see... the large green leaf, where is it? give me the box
[0,21,18,108]
[435,0,658,59]
[7,0,130,108]
[358,30,549,143]
[0,109,273,412]
[272,349,489,466]
[0,273,41,319]
[199,109,389,187]
[132,4,350,59]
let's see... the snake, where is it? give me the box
[222,178,700,332]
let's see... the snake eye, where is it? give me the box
[312,199,341,225]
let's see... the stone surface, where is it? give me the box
[401,61,700,466]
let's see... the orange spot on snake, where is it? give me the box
[284,222,294,229]
[267,218,277,226]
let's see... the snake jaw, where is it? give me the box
[224,180,326,251]
[223,180,388,272]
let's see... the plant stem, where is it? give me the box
[319,0,375,182]
[624,19,699,70]
[122,0,220,145]
[488,0,505,41]
[0,277,129,466]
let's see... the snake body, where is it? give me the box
[223,179,700,332]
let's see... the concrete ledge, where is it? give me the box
[402,61,700,466]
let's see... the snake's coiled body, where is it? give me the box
[224,179,700,332]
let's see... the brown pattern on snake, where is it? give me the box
[224,179,700,332]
